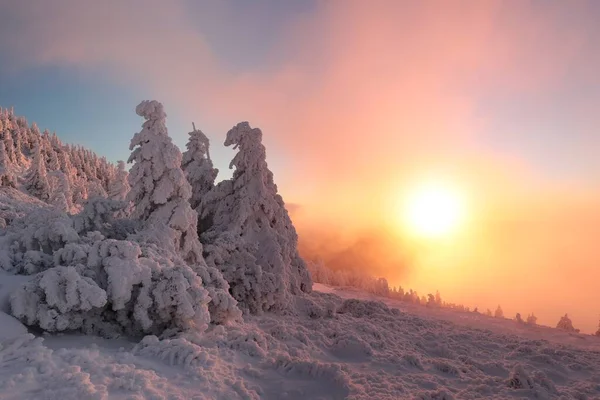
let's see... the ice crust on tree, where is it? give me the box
[182,125,218,210]
[127,100,203,265]
[200,121,312,314]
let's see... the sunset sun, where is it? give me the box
[402,181,466,238]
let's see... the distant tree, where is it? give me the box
[0,137,16,188]
[24,141,50,201]
[595,319,600,337]
[485,308,492,317]
[426,293,436,307]
[494,305,504,318]
[435,290,442,306]
[556,313,579,333]
[181,123,218,211]
[526,313,537,325]
[49,171,73,213]
[3,127,16,164]
[473,307,479,313]
[515,312,524,324]
[108,160,130,202]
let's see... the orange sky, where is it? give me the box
[2,0,600,332]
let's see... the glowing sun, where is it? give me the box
[401,181,466,238]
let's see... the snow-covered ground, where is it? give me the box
[1,282,599,399]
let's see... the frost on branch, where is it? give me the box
[201,122,312,314]
[127,100,202,265]
[182,124,218,211]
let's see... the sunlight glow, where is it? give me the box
[401,181,466,238]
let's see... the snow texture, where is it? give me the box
[200,122,312,314]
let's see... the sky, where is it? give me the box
[1,0,600,332]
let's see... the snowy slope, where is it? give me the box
[1,284,599,399]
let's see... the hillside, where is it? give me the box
[1,103,600,399]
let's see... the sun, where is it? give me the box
[401,181,465,238]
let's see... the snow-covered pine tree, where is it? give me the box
[526,312,537,325]
[556,313,579,332]
[127,100,203,265]
[494,305,504,318]
[24,140,51,201]
[0,136,16,187]
[3,125,16,164]
[182,123,218,211]
[108,160,130,201]
[49,170,73,213]
[200,121,312,314]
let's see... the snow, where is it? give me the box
[2,285,600,399]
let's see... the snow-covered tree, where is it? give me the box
[127,100,202,265]
[200,121,312,314]
[3,128,16,164]
[494,305,504,318]
[49,171,73,213]
[0,137,16,187]
[556,313,579,332]
[87,179,107,198]
[24,141,51,201]
[515,312,524,323]
[526,313,537,325]
[108,160,130,201]
[182,124,218,211]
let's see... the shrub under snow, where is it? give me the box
[10,235,213,336]
[200,122,312,314]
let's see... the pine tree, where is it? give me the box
[200,122,312,313]
[182,124,218,210]
[526,312,537,325]
[0,137,16,187]
[127,100,203,264]
[49,170,72,213]
[24,140,51,201]
[556,313,579,332]
[494,305,504,318]
[108,160,130,201]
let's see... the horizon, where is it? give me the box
[2,0,600,334]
